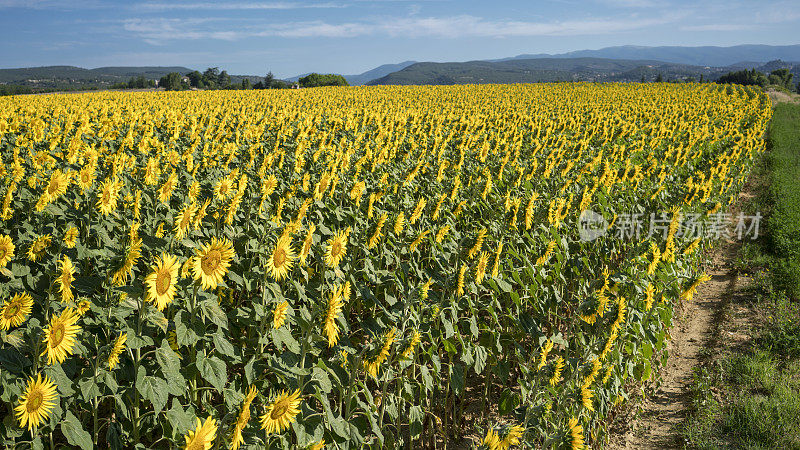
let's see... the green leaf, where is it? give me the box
[174,310,200,346]
[166,400,192,438]
[450,363,465,396]
[156,340,186,396]
[200,298,228,329]
[212,332,236,358]
[474,345,488,374]
[311,367,332,394]
[138,376,169,416]
[441,318,454,338]
[61,411,93,450]
[409,405,424,440]
[78,378,100,402]
[197,353,227,392]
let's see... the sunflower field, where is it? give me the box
[0,83,770,449]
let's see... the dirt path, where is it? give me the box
[609,190,757,449]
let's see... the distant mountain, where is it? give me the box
[344,61,417,85]
[497,44,800,68]
[367,57,731,86]
[0,65,194,89]
[288,61,417,85]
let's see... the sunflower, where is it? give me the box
[456,265,467,297]
[324,229,348,268]
[567,418,585,450]
[63,227,79,248]
[499,424,525,450]
[273,301,288,329]
[0,234,14,268]
[174,203,197,241]
[324,287,344,347]
[299,224,315,266]
[364,328,397,378]
[27,234,51,262]
[483,429,501,450]
[214,178,234,201]
[96,176,121,216]
[682,273,712,301]
[56,255,75,303]
[76,299,91,316]
[308,439,325,450]
[145,253,180,311]
[0,292,33,330]
[468,228,487,259]
[549,356,565,386]
[42,307,81,365]
[581,387,594,412]
[266,234,296,281]
[111,236,142,286]
[183,416,218,450]
[260,389,302,434]
[36,169,70,211]
[368,213,388,249]
[14,373,58,431]
[475,251,489,284]
[108,333,127,369]
[230,386,257,450]
[401,330,422,359]
[192,238,234,290]
[393,212,405,234]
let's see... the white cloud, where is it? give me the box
[135,1,346,11]
[680,23,756,31]
[124,14,683,42]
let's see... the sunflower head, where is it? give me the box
[41,307,81,365]
[1,292,33,330]
[260,389,302,435]
[0,234,16,268]
[192,238,234,290]
[266,235,296,281]
[14,373,58,431]
[183,416,218,450]
[145,253,180,311]
[324,229,348,268]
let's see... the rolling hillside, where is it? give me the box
[497,44,800,67]
[0,66,194,90]
[367,57,733,85]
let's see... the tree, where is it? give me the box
[202,67,220,89]
[241,78,251,90]
[187,71,205,89]
[699,74,704,83]
[717,69,768,87]
[655,73,663,83]
[797,81,800,94]
[264,71,275,89]
[640,75,645,83]
[218,70,231,88]
[769,69,793,89]
[158,72,183,91]
[298,73,349,88]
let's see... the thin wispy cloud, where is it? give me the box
[123,14,684,41]
[680,23,756,31]
[135,1,346,11]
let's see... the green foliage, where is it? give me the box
[158,72,186,91]
[717,68,769,87]
[298,73,349,87]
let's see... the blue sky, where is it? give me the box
[0,0,797,77]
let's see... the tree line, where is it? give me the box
[717,68,798,93]
[156,68,349,91]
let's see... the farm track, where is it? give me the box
[609,186,757,449]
